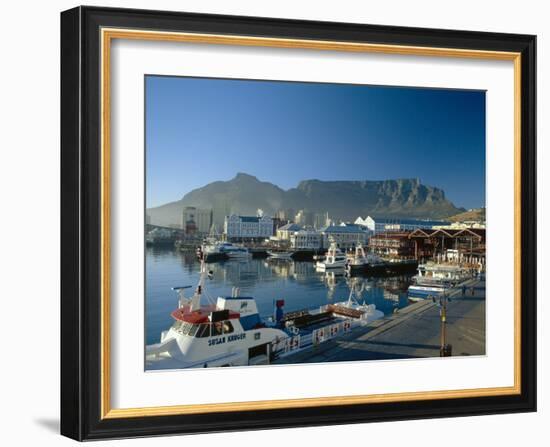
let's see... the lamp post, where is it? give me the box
[433,292,452,357]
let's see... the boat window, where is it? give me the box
[223,321,234,334]
[180,322,194,336]
[171,320,183,332]
[212,321,224,336]
[196,323,211,338]
[187,324,198,337]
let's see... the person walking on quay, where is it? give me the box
[462,284,466,297]
[471,286,475,296]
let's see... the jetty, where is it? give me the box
[273,278,485,364]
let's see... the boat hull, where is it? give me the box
[407,284,447,301]
[267,251,294,259]
[347,260,419,276]
[316,262,346,271]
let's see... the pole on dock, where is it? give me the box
[434,293,452,357]
[440,299,447,354]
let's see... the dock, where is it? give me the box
[273,278,485,364]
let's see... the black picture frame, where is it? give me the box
[61,5,536,441]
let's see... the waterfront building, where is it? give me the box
[355,216,450,233]
[290,230,323,250]
[368,232,415,258]
[433,221,486,230]
[224,214,274,242]
[408,228,485,265]
[145,227,179,245]
[320,223,369,250]
[276,223,302,241]
[182,206,213,234]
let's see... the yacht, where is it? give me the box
[199,241,251,261]
[407,263,471,301]
[221,243,251,259]
[345,244,384,273]
[316,242,347,271]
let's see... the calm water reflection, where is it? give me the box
[146,246,413,345]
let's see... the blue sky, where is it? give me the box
[146,76,485,209]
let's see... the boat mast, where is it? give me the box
[347,278,360,307]
[190,252,208,311]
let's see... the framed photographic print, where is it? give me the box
[60,6,536,441]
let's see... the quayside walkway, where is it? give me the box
[273,278,485,364]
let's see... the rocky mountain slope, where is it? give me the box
[147,173,464,227]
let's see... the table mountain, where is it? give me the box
[147,173,464,227]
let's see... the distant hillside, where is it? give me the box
[147,173,465,227]
[446,207,486,223]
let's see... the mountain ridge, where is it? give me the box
[147,173,465,227]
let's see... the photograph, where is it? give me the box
[144,76,487,370]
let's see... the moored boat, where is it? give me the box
[198,240,251,261]
[316,241,347,271]
[345,244,385,272]
[407,263,471,301]
[266,250,294,259]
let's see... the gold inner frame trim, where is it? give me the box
[100,27,522,419]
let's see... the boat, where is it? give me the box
[407,263,471,301]
[221,243,251,259]
[315,241,347,271]
[146,253,386,369]
[198,241,251,261]
[327,280,384,323]
[266,250,294,259]
[146,256,289,369]
[345,244,385,272]
[145,227,177,246]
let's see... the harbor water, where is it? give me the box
[146,246,414,345]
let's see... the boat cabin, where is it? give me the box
[169,296,265,339]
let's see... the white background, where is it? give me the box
[0,0,546,445]
[111,40,515,408]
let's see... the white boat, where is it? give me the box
[198,238,223,259]
[146,257,288,369]
[328,280,384,324]
[407,263,471,301]
[199,241,251,260]
[267,250,294,259]
[316,242,347,271]
[345,244,384,271]
[222,243,251,259]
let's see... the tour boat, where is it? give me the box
[146,254,386,369]
[315,242,347,271]
[146,258,288,369]
[345,244,384,272]
[407,263,471,301]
